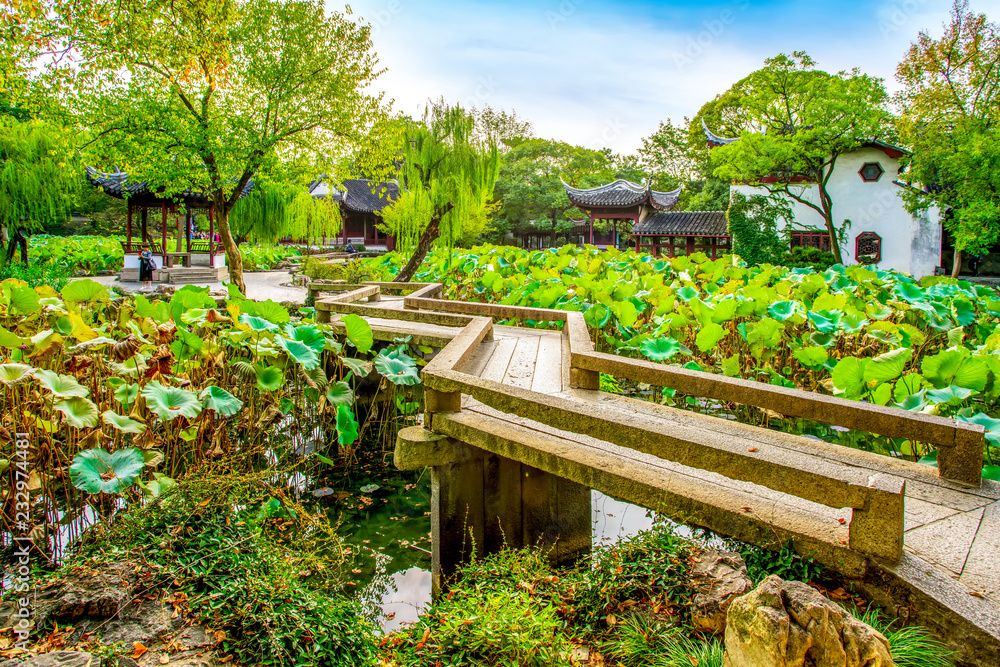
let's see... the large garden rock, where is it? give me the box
[723,575,894,667]
[32,562,137,627]
[690,550,753,636]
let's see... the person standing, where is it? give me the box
[139,244,156,290]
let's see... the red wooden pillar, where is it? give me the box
[160,203,168,267]
[126,203,133,253]
[208,205,215,268]
[687,236,695,256]
[634,235,639,252]
[588,213,594,245]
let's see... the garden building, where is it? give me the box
[85,167,250,283]
[562,178,730,256]
[309,179,399,251]
[703,122,943,277]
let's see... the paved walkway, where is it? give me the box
[80,271,308,303]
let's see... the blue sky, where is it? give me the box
[345,0,999,154]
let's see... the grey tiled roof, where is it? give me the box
[311,179,399,213]
[702,118,738,146]
[632,211,729,236]
[85,167,254,201]
[562,179,681,211]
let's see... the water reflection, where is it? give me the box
[350,488,660,634]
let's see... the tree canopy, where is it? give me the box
[61,0,384,292]
[492,139,611,246]
[698,52,893,263]
[897,0,1000,275]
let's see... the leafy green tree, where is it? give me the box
[0,118,79,263]
[726,192,791,266]
[698,52,893,263]
[63,0,383,293]
[637,119,699,189]
[896,0,1000,277]
[384,103,499,283]
[493,139,611,247]
[229,181,342,248]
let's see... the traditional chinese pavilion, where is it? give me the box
[86,167,252,283]
[309,179,398,250]
[562,178,730,258]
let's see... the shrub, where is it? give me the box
[0,260,73,290]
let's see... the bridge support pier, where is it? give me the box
[396,426,591,595]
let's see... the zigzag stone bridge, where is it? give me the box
[311,281,1000,666]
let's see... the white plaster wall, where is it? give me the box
[123,255,140,269]
[732,147,943,277]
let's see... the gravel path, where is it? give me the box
[80,271,309,304]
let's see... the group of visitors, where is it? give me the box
[190,231,221,242]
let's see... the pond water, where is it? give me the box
[324,466,662,633]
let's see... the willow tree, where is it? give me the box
[385,104,500,283]
[228,181,342,248]
[0,119,78,263]
[62,0,383,293]
[897,0,1000,277]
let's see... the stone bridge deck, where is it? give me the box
[314,284,1000,664]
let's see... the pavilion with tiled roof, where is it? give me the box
[309,178,399,250]
[562,177,731,257]
[86,167,253,280]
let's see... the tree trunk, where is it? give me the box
[394,215,443,283]
[952,248,962,279]
[4,228,28,265]
[215,206,247,294]
[816,185,844,265]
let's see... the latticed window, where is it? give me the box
[790,231,831,252]
[859,162,884,182]
[855,232,882,264]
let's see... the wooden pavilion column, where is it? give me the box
[588,213,594,245]
[175,209,183,253]
[208,205,215,268]
[126,203,133,253]
[140,208,148,245]
[160,203,168,267]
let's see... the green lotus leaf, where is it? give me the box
[343,313,374,353]
[241,299,290,325]
[277,336,320,370]
[141,381,203,421]
[374,352,421,386]
[139,472,177,498]
[55,396,100,428]
[238,314,279,333]
[0,459,8,476]
[983,465,1000,481]
[142,449,165,467]
[640,337,680,362]
[0,363,35,386]
[895,390,929,412]
[840,312,869,334]
[199,385,244,416]
[831,357,869,399]
[337,404,359,446]
[956,412,1000,445]
[134,294,170,321]
[254,363,285,391]
[952,299,977,326]
[611,300,638,328]
[921,349,988,391]
[809,332,837,348]
[69,447,145,494]
[924,385,975,406]
[325,381,355,407]
[180,308,211,326]
[675,286,698,302]
[178,424,199,441]
[807,310,843,333]
[114,383,140,407]
[767,301,800,321]
[695,323,727,352]
[285,324,326,353]
[7,284,40,315]
[61,279,110,304]
[169,328,204,361]
[584,303,611,328]
[863,348,912,384]
[102,410,147,434]
[168,287,216,324]
[0,325,29,348]
[35,369,89,399]
[893,282,926,304]
[793,346,828,368]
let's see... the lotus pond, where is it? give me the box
[353,244,1000,479]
